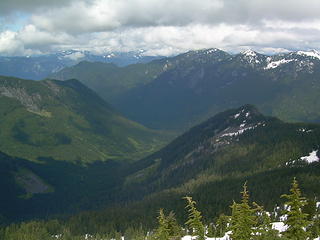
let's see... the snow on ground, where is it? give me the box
[205,49,218,54]
[242,50,257,57]
[297,50,320,60]
[272,222,288,232]
[234,113,241,119]
[298,128,313,133]
[221,123,264,137]
[286,150,319,165]
[300,150,319,163]
[221,126,256,137]
[241,50,261,64]
[264,59,294,69]
[182,233,231,240]
[181,222,320,240]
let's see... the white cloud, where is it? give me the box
[0,25,72,56]
[1,0,320,56]
[27,0,320,34]
[0,31,24,55]
[63,52,85,61]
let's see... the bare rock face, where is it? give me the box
[0,86,52,117]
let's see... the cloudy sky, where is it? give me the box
[0,0,320,56]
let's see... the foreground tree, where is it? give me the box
[281,178,310,240]
[184,196,205,240]
[153,209,181,240]
[229,182,257,240]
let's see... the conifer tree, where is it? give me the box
[165,211,182,240]
[153,209,170,240]
[184,196,205,240]
[153,209,181,240]
[229,182,256,240]
[281,178,310,240]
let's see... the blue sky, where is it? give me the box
[1,0,320,56]
[1,13,30,31]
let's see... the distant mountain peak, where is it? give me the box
[193,105,267,141]
[241,49,257,57]
[296,50,320,60]
[237,49,265,66]
[196,48,223,54]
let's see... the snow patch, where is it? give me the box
[297,50,320,60]
[242,50,257,57]
[221,123,264,137]
[272,222,288,233]
[298,128,313,133]
[264,59,294,69]
[234,113,241,119]
[106,53,115,58]
[286,150,319,166]
[300,150,319,163]
[206,49,218,54]
[241,50,261,64]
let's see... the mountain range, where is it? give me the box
[1,48,320,234]
[0,50,162,80]
[52,48,320,130]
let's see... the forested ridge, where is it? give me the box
[1,178,319,240]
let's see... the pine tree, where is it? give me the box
[165,211,182,240]
[184,196,205,240]
[153,209,181,240]
[281,178,310,240]
[229,182,257,240]
[153,209,170,240]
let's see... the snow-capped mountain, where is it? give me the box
[101,48,320,130]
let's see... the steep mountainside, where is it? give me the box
[0,75,165,163]
[95,105,320,226]
[123,105,320,195]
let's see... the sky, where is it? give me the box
[0,0,320,56]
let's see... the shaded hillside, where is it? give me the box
[79,105,320,229]
[2,105,320,227]
[115,50,320,130]
[53,48,320,130]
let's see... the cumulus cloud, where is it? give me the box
[0,0,320,56]
[0,31,24,55]
[28,0,320,33]
[0,24,72,55]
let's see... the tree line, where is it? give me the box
[1,178,319,240]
